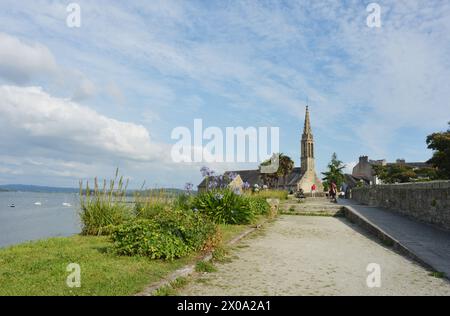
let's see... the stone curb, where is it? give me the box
[135,220,268,296]
[341,205,448,279]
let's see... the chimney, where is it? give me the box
[359,156,369,163]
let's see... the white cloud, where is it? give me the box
[0,32,58,84]
[0,85,166,162]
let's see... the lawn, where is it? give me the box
[0,224,250,296]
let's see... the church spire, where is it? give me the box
[301,105,315,172]
[303,105,312,136]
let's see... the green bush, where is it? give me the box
[193,189,254,224]
[111,209,217,260]
[79,170,131,236]
[246,196,270,215]
[151,209,217,251]
[173,193,194,212]
[111,219,190,260]
[80,201,131,236]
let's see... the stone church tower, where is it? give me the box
[297,106,323,193]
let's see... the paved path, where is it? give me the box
[179,215,450,296]
[339,199,450,278]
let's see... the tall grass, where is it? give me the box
[79,169,131,235]
[134,188,173,219]
[246,189,288,200]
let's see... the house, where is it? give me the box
[348,155,431,187]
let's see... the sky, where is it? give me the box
[0,0,449,189]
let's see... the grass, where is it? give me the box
[153,277,189,296]
[0,235,195,296]
[429,271,446,278]
[195,261,217,273]
[218,223,249,243]
[0,222,256,296]
[211,245,231,263]
[381,238,395,247]
[246,190,288,200]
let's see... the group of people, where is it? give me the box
[309,182,339,202]
[297,181,348,202]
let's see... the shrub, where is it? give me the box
[111,219,190,260]
[246,196,270,215]
[193,189,254,224]
[173,193,194,212]
[151,209,217,251]
[111,209,217,260]
[79,170,131,236]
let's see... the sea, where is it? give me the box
[0,192,81,248]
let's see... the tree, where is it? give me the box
[372,164,437,183]
[279,153,294,189]
[259,153,294,189]
[426,122,450,179]
[322,153,345,189]
[372,164,416,183]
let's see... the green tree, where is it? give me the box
[321,153,345,189]
[415,167,438,180]
[426,122,450,179]
[373,164,416,183]
[259,153,294,189]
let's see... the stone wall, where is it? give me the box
[351,181,450,231]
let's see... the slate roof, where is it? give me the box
[344,173,370,188]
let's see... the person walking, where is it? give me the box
[311,183,316,197]
[329,181,337,202]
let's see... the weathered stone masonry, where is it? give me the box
[351,181,450,231]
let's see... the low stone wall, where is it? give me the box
[351,181,450,231]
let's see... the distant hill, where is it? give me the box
[0,184,191,195]
[0,184,78,193]
[128,188,191,196]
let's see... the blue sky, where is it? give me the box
[0,0,449,188]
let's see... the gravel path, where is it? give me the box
[179,215,450,296]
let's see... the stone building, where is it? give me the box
[198,106,323,193]
[348,155,431,187]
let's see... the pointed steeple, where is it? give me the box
[303,105,312,135]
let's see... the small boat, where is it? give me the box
[8,204,15,208]
[34,202,42,206]
[62,202,72,207]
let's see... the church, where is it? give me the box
[198,106,323,193]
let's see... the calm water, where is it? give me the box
[0,192,81,248]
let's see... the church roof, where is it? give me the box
[285,167,304,186]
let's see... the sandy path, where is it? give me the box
[179,215,450,296]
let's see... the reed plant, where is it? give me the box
[79,168,131,235]
[134,188,173,219]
